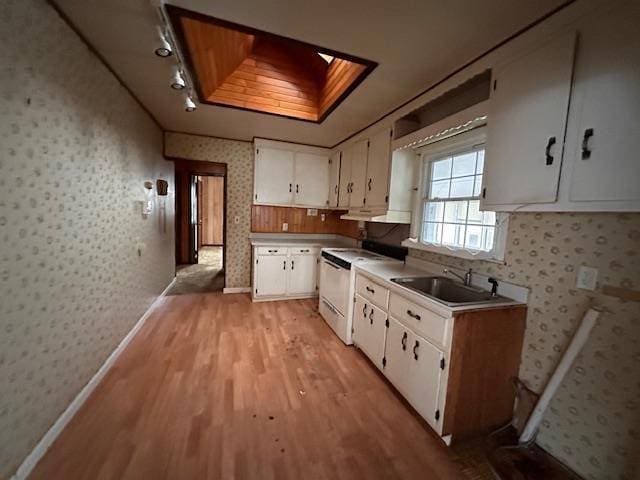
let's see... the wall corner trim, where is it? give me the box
[10,277,177,480]
[222,287,251,294]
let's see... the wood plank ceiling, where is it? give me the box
[167,6,375,122]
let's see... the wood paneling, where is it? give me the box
[251,205,360,238]
[28,295,464,480]
[167,6,377,123]
[443,306,527,440]
[200,176,224,245]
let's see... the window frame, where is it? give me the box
[404,127,509,263]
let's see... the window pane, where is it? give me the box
[423,222,442,244]
[473,174,483,196]
[444,201,468,223]
[424,201,444,222]
[465,225,483,250]
[482,210,496,226]
[467,200,483,224]
[450,176,474,198]
[442,223,466,247]
[431,158,452,180]
[482,227,495,251]
[476,150,485,174]
[430,179,450,199]
[451,152,476,177]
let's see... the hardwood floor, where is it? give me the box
[29,294,464,480]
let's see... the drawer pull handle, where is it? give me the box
[369,309,374,325]
[268,249,278,253]
[406,310,421,321]
[581,128,594,160]
[283,260,286,270]
[362,303,367,317]
[413,340,420,360]
[401,331,408,351]
[545,136,556,165]
[300,249,310,253]
[291,260,295,270]
[366,286,375,294]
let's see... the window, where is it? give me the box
[404,128,508,262]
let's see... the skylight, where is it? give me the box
[318,53,334,64]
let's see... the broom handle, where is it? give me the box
[519,307,600,444]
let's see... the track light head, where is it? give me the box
[171,67,186,90]
[154,27,172,57]
[184,96,197,112]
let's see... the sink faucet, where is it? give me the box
[443,268,473,286]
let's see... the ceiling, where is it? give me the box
[53,0,569,147]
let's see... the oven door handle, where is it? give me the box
[323,260,342,270]
[322,299,338,315]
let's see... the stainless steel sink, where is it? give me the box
[390,276,510,307]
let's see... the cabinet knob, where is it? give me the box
[369,309,374,325]
[401,331,408,350]
[413,340,420,360]
[289,183,292,193]
[291,260,295,270]
[368,178,372,191]
[581,128,594,160]
[363,303,368,317]
[545,136,557,165]
[283,260,286,270]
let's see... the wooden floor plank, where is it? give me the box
[29,294,464,480]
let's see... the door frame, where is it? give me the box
[171,158,227,287]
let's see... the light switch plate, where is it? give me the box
[282,223,288,231]
[576,265,598,290]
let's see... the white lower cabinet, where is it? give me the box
[253,246,319,301]
[353,294,387,370]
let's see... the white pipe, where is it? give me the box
[519,307,601,444]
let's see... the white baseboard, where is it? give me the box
[10,278,176,480]
[223,287,251,294]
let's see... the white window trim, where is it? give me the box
[402,127,509,263]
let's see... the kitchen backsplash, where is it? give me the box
[0,0,175,477]
[408,212,640,480]
[251,205,360,238]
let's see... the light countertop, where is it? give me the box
[249,233,356,248]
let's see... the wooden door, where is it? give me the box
[200,176,224,245]
[482,32,576,207]
[328,151,341,208]
[293,153,330,207]
[337,149,351,209]
[406,332,444,431]
[568,0,640,203]
[254,147,294,205]
[286,254,317,295]
[255,255,287,297]
[349,140,369,208]
[365,128,392,208]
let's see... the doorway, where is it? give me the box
[169,159,227,295]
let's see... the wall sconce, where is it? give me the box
[142,181,154,217]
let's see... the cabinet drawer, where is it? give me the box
[290,246,319,255]
[256,246,287,256]
[356,274,389,309]
[389,293,448,348]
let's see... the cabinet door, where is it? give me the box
[353,295,387,369]
[294,153,330,207]
[349,140,369,208]
[254,147,294,205]
[365,128,392,208]
[406,332,444,431]
[338,149,351,209]
[255,255,287,297]
[383,316,411,397]
[328,151,341,208]
[483,33,576,206]
[568,1,640,203]
[287,254,317,296]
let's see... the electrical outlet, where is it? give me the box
[320,214,326,222]
[234,216,240,224]
[282,222,288,231]
[576,265,598,290]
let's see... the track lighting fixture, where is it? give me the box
[154,26,172,57]
[184,96,197,112]
[171,66,186,90]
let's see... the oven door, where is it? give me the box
[320,258,350,316]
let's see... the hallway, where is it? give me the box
[167,247,225,295]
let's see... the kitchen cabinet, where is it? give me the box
[328,151,341,208]
[348,140,369,209]
[365,128,392,208]
[353,294,387,370]
[253,244,319,301]
[482,32,576,206]
[254,139,330,208]
[567,0,640,203]
[337,147,351,209]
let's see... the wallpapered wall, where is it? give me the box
[409,212,640,480]
[164,132,254,288]
[0,0,175,477]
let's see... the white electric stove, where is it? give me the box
[318,248,399,344]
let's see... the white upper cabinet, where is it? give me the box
[482,32,576,207]
[254,147,295,205]
[338,148,352,209]
[567,0,640,204]
[328,151,341,208]
[349,140,369,209]
[294,153,330,207]
[365,128,392,208]
[254,139,330,208]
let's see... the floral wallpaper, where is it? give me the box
[164,132,254,288]
[409,212,640,480]
[0,0,175,478]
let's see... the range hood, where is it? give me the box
[340,149,416,224]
